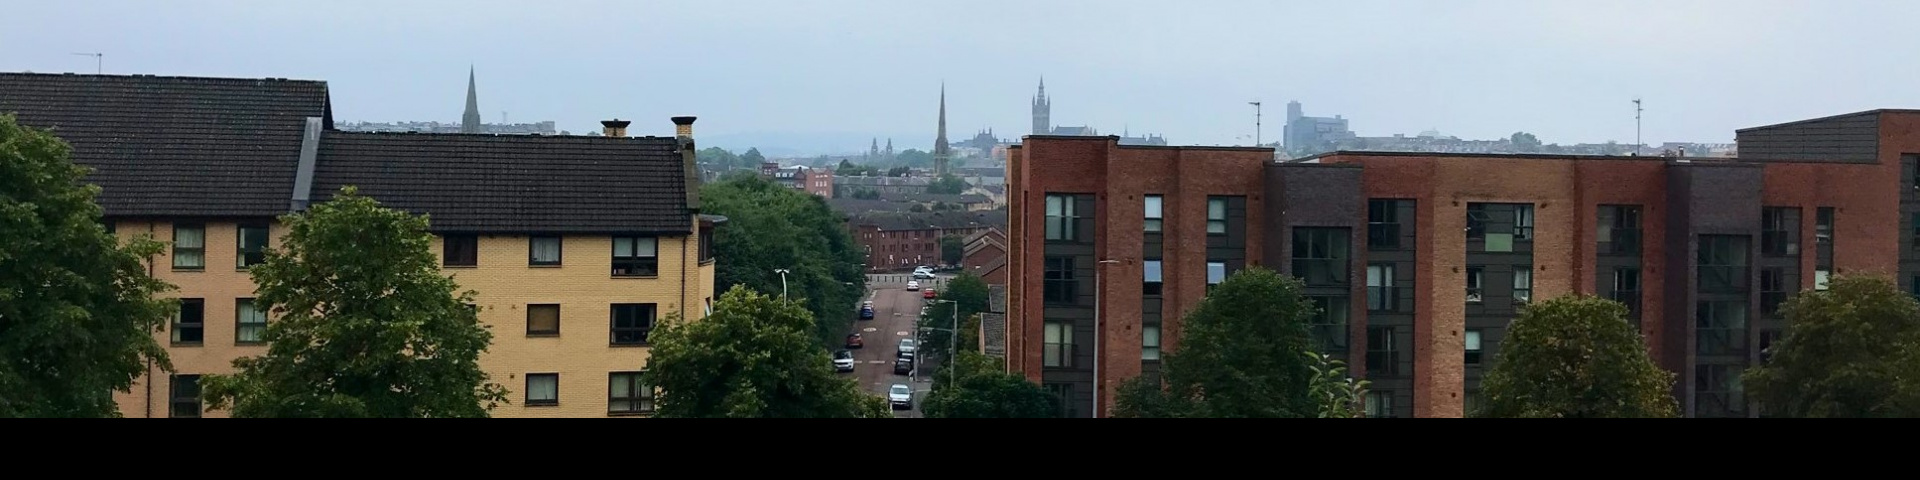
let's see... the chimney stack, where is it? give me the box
[672,116,701,211]
[601,119,631,137]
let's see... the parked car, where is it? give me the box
[906,280,921,291]
[889,384,914,410]
[897,338,917,358]
[859,304,875,320]
[846,333,864,349]
[894,357,914,375]
[923,288,937,299]
[833,350,856,373]
[913,268,935,279]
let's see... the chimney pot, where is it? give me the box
[672,116,697,138]
[601,119,631,137]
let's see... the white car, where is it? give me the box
[888,384,914,410]
[897,338,917,358]
[906,280,921,291]
[912,266,935,279]
[833,349,856,373]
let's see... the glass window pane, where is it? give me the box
[1465,330,1482,350]
[175,227,203,248]
[1143,326,1160,346]
[614,237,633,257]
[1144,261,1163,283]
[1144,196,1163,218]
[1485,233,1514,252]
[1514,268,1531,288]
[1046,196,1062,216]
[611,375,631,397]
[1207,262,1226,284]
[1815,270,1831,290]
[637,237,657,257]
[1208,199,1226,220]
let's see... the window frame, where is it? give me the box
[1043,322,1074,368]
[609,371,656,415]
[235,298,267,345]
[1365,391,1395,418]
[1513,266,1533,304]
[1206,197,1228,235]
[1044,194,1080,241]
[1142,259,1163,296]
[442,233,479,267]
[1367,199,1403,250]
[1695,300,1748,357]
[527,304,561,336]
[611,236,660,277]
[1464,329,1484,365]
[1306,295,1351,354]
[1512,204,1535,240]
[529,235,563,266]
[1597,205,1644,255]
[1761,207,1801,257]
[1143,195,1164,233]
[1697,235,1751,294]
[236,223,269,269]
[1465,267,1484,304]
[169,374,202,418]
[1141,324,1162,361]
[1043,256,1077,305]
[1367,326,1398,376]
[1291,227,1351,287]
[172,298,205,345]
[172,223,206,270]
[1366,263,1396,312]
[524,373,560,406]
[610,303,657,346]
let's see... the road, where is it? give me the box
[843,273,948,418]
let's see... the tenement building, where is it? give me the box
[0,72,719,418]
[1005,111,1920,418]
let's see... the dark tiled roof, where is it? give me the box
[0,73,332,217]
[313,132,691,234]
[851,210,1007,232]
[827,198,916,214]
[875,193,991,204]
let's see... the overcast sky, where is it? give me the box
[5,0,1918,154]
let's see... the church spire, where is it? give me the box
[462,66,482,134]
[933,83,951,176]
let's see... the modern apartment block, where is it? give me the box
[0,72,719,418]
[1005,110,1920,418]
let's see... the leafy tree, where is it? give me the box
[895,149,933,168]
[646,286,888,417]
[940,234,965,265]
[923,351,1057,418]
[741,147,767,167]
[1510,132,1543,150]
[851,188,880,200]
[919,272,990,361]
[957,313,982,354]
[1475,295,1676,418]
[1112,268,1320,418]
[702,173,867,346]
[201,187,510,417]
[1307,353,1369,418]
[943,272,990,319]
[0,114,176,418]
[1746,275,1920,417]
[699,147,745,172]
[927,174,970,195]
[886,166,911,177]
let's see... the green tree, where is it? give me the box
[1510,132,1543,150]
[200,187,510,417]
[702,173,868,346]
[919,273,990,361]
[1475,295,1676,418]
[646,286,889,417]
[940,234,965,265]
[851,188,880,200]
[1307,352,1369,418]
[0,114,176,418]
[895,149,933,168]
[957,313,982,354]
[1746,275,1920,417]
[1112,268,1320,418]
[699,147,744,172]
[923,351,1057,418]
[741,147,767,167]
[886,166,911,177]
[927,174,970,195]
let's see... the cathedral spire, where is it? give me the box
[933,83,951,176]
[462,66,482,134]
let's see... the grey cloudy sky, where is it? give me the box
[5,0,1918,155]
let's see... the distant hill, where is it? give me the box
[703,131,928,157]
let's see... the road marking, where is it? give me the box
[866,360,888,364]
[862,327,878,332]
[896,331,910,336]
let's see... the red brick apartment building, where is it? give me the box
[850,210,1007,272]
[1005,110,1920,418]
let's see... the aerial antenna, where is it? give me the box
[502,111,508,124]
[1633,98,1644,156]
[71,52,102,74]
[1249,101,1263,146]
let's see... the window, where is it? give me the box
[172,298,204,345]
[1466,204,1488,239]
[1142,325,1162,361]
[1365,391,1395,418]
[1513,204,1535,240]
[172,224,205,269]
[1815,207,1834,245]
[1044,194,1079,241]
[525,373,559,406]
[1761,269,1789,317]
[1465,267,1484,304]
[1815,269,1832,291]
[237,223,268,268]
[1762,207,1800,256]
[1367,199,1403,250]
[1613,268,1641,317]
[235,299,267,344]
[1307,296,1350,353]
[699,226,715,263]
[527,304,560,336]
[1598,205,1643,255]
[1144,195,1164,233]
[1697,235,1750,293]
[529,235,562,266]
[610,304,656,345]
[169,374,201,418]
[1513,266,1533,304]
[612,236,659,277]
[1044,383,1077,418]
[1694,364,1746,418]
[443,234,478,267]
[1043,322,1074,368]
[1464,330,1483,365]
[1143,260,1163,296]
[1043,256,1077,304]
[1366,264,1396,312]
[1367,326,1398,376]
[1291,228,1350,286]
[609,372,655,415]
[1206,198,1228,235]
[1696,301,1748,356]
[1206,262,1227,292]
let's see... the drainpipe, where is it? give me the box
[145,220,156,418]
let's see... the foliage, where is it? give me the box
[1112,268,1320,418]
[698,147,749,173]
[923,351,1058,418]
[1307,352,1369,418]
[1476,295,1676,418]
[701,174,868,347]
[895,149,933,168]
[957,313,982,354]
[909,203,928,213]
[834,159,880,177]
[646,286,889,417]
[1746,275,1920,418]
[940,235,966,265]
[919,272,990,362]
[740,147,766,167]
[850,188,880,200]
[1510,132,1542,149]
[0,114,176,418]
[927,174,970,195]
[200,187,509,417]
[886,166,911,177]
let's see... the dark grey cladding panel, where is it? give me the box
[1735,112,1880,163]
[1669,163,1764,234]
[1265,163,1363,267]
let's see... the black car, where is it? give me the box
[894,357,914,375]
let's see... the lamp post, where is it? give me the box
[773,268,791,300]
[928,299,961,390]
[1092,258,1121,418]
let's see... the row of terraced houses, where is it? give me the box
[0,72,720,418]
[1004,109,1920,418]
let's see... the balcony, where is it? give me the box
[1599,229,1643,256]
[1697,266,1751,294]
[1367,286,1398,312]
[1292,259,1350,287]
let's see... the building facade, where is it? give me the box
[0,72,717,418]
[851,211,1007,272]
[1006,110,1920,418]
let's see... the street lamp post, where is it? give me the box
[773,268,791,300]
[929,299,961,390]
[1092,258,1121,419]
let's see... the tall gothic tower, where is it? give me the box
[933,83,951,176]
[1031,77,1050,136]
[462,66,483,134]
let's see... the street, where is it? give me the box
[845,273,947,418]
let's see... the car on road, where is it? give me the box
[897,338,917,358]
[859,303,875,320]
[833,350,855,373]
[846,333,864,349]
[913,266,935,279]
[889,384,914,410]
[906,280,921,291]
[894,357,913,375]
[923,288,937,299]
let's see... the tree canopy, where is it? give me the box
[1112,268,1321,418]
[1307,352,1369,418]
[0,114,176,418]
[927,174,970,195]
[200,187,509,417]
[645,285,888,417]
[1475,295,1677,418]
[701,172,868,346]
[919,272,989,362]
[939,235,965,265]
[1745,275,1920,418]
[923,351,1058,418]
